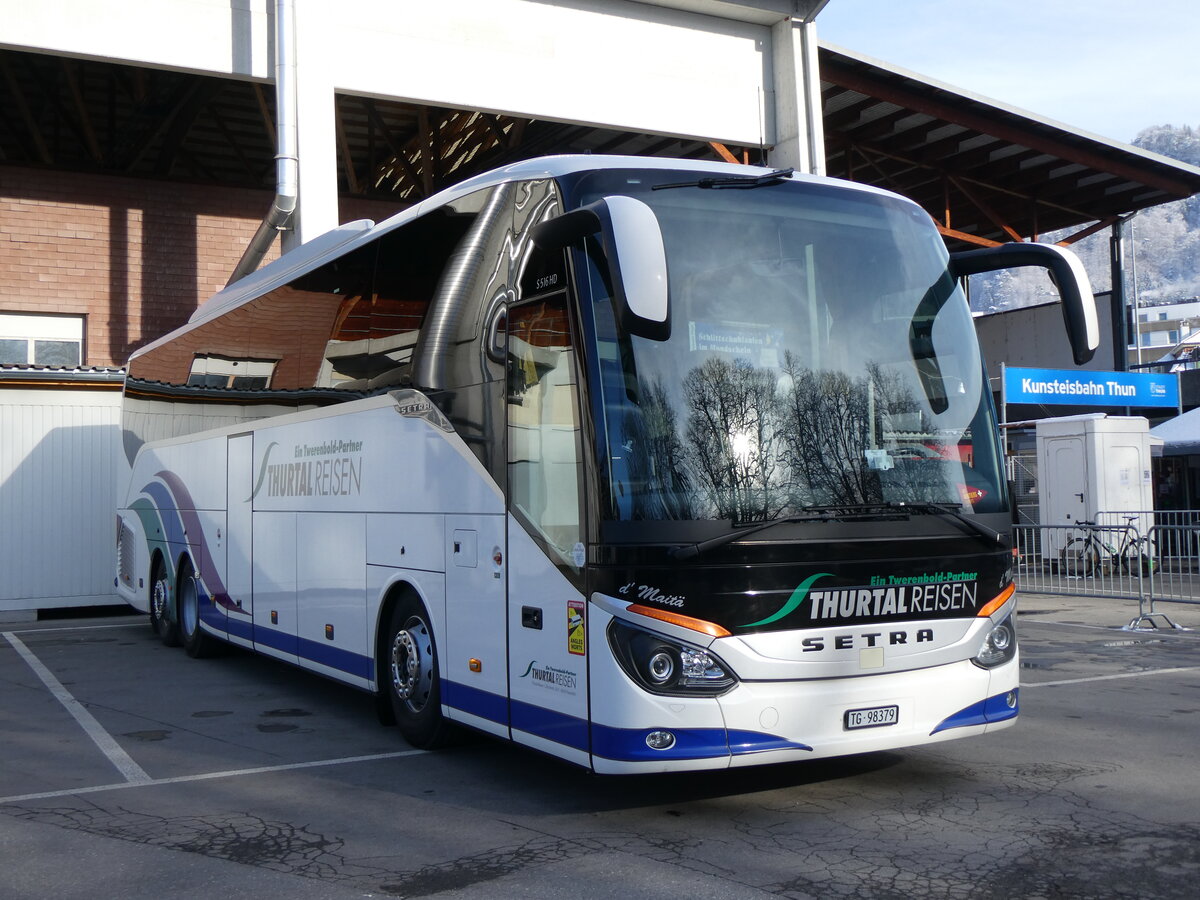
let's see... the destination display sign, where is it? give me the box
[1003,366,1179,408]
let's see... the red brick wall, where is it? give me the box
[0,166,401,367]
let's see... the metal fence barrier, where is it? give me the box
[1145,523,1200,605]
[1012,514,1199,630]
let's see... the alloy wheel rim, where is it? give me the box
[390,617,432,711]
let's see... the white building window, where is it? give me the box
[0,313,83,366]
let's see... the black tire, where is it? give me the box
[149,556,180,647]
[1121,539,1155,577]
[1060,538,1095,577]
[178,558,219,658]
[382,595,453,749]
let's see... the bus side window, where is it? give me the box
[506,295,583,571]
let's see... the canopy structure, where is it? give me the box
[1151,408,1200,456]
[1,42,1197,249]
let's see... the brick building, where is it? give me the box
[0,166,396,370]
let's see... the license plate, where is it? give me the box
[844,704,899,730]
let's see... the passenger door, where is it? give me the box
[504,290,591,763]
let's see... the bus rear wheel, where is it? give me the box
[149,558,180,647]
[178,559,218,658]
[385,597,453,749]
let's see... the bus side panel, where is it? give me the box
[506,520,590,766]
[296,512,370,685]
[443,513,509,735]
[253,511,298,663]
[123,436,229,633]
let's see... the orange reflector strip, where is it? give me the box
[627,604,731,638]
[977,583,1016,618]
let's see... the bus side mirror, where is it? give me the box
[531,196,671,341]
[950,242,1099,365]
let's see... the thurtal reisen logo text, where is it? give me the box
[250,440,364,500]
[741,571,979,628]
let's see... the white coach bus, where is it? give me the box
[116,155,1097,773]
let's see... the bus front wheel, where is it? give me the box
[385,597,453,749]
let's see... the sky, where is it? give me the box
[815,0,1200,145]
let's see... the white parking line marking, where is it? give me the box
[7,622,146,635]
[3,631,152,785]
[0,749,427,805]
[1023,665,1200,689]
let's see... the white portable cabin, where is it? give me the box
[1035,414,1161,552]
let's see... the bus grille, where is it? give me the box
[117,522,137,586]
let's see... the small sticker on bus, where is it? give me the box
[568,599,586,656]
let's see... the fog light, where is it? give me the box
[1006,690,1017,708]
[646,730,676,751]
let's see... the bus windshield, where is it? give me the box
[572,169,1007,526]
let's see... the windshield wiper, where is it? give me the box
[669,511,831,560]
[670,500,1004,561]
[652,168,794,191]
[803,502,1005,545]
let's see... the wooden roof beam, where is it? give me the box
[0,55,52,164]
[417,106,435,194]
[208,102,258,180]
[843,107,928,144]
[832,131,1097,221]
[710,141,739,164]
[252,83,276,147]
[152,80,222,176]
[361,98,423,197]
[62,59,103,163]
[821,55,1199,199]
[936,224,1003,247]
[1055,216,1118,246]
[822,95,879,130]
[334,96,361,195]
[948,175,1025,242]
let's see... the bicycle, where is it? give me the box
[1059,517,1156,577]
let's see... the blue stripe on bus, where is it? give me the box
[591,724,811,762]
[728,731,813,755]
[226,614,253,641]
[199,591,225,633]
[254,624,298,656]
[509,699,589,751]
[250,626,372,679]
[297,637,373,680]
[443,681,510,726]
[930,689,1019,735]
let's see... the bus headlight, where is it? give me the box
[973,614,1017,669]
[608,620,737,696]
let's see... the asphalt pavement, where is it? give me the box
[1,592,1197,899]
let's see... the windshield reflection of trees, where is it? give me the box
[620,352,967,523]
